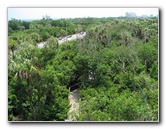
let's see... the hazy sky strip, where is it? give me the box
[8,8,158,20]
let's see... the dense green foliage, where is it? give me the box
[8,17,158,121]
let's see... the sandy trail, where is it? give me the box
[67,89,80,121]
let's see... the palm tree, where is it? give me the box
[8,41,42,120]
[8,37,18,59]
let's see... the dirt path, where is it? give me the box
[67,88,80,121]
